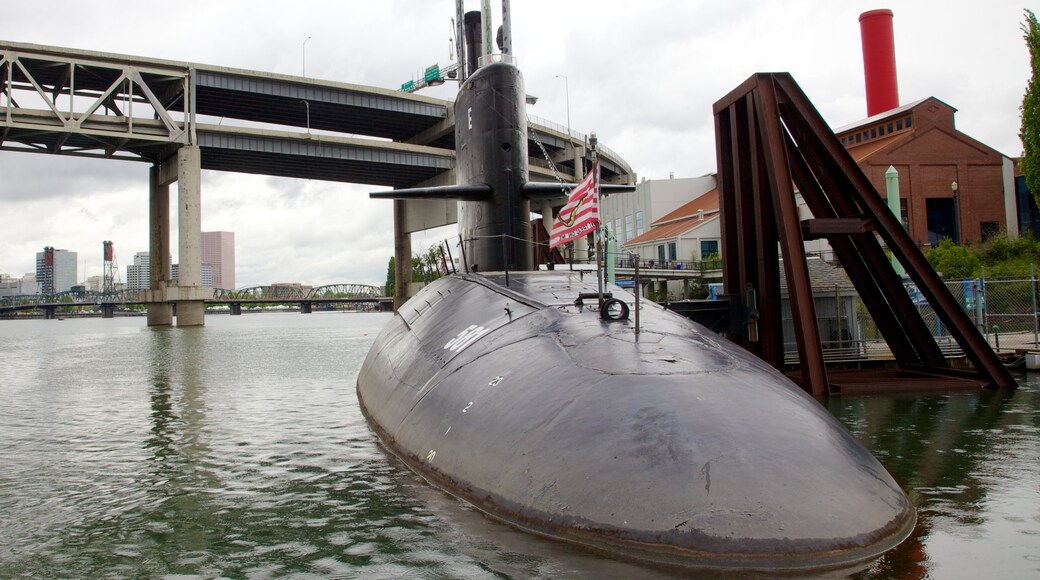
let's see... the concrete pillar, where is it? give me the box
[230,303,242,316]
[175,146,205,327]
[541,201,555,267]
[147,164,173,326]
[101,304,116,318]
[393,200,413,312]
[301,302,312,314]
[43,305,57,320]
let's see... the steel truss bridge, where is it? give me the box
[0,284,390,316]
[0,40,632,190]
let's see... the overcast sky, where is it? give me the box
[0,0,1031,288]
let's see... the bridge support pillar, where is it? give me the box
[147,162,174,326]
[43,305,57,320]
[176,300,205,326]
[175,146,204,327]
[148,303,173,326]
[301,302,312,314]
[101,304,116,318]
[393,200,413,312]
[230,303,242,316]
[146,146,206,327]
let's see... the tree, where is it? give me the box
[384,243,447,296]
[925,238,980,279]
[1021,9,1040,207]
[384,256,396,297]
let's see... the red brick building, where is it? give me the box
[835,97,1016,246]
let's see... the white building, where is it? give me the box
[600,174,717,252]
[171,263,213,287]
[625,188,722,266]
[84,275,104,292]
[126,252,151,291]
[35,247,77,294]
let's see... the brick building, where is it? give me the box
[835,97,1016,246]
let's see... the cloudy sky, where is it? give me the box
[0,0,1031,288]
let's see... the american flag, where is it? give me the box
[549,164,599,249]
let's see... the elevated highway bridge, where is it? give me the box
[0,40,634,325]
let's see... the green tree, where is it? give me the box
[384,243,446,296]
[384,256,396,296]
[412,243,445,284]
[925,238,980,279]
[1021,9,1040,207]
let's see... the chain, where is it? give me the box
[528,123,571,196]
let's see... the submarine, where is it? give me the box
[358,4,915,571]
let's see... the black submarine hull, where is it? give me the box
[357,271,915,570]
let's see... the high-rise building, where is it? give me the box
[35,247,77,294]
[171,263,213,287]
[201,231,235,290]
[126,252,150,291]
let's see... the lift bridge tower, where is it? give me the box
[102,241,120,293]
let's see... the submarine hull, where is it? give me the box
[357,271,915,570]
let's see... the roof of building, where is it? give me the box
[833,97,943,135]
[844,130,914,162]
[626,188,720,246]
[778,257,853,291]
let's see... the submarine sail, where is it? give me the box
[358,2,914,571]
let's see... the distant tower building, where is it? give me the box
[36,247,78,294]
[102,240,120,293]
[126,252,151,291]
[172,263,213,287]
[201,231,235,290]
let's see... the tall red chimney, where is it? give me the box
[859,9,899,116]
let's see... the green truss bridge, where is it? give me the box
[0,284,391,319]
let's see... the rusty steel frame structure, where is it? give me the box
[713,73,1016,397]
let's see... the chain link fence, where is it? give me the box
[782,270,1040,363]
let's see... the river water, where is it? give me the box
[1,312,1037,578]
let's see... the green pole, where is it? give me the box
[885,165,905,276]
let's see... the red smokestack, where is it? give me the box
[859,9,899,116]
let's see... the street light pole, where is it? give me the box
[303,36,312,77]
[951,181,960,243]
[555,74,571,141]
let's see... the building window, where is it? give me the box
[615,218,623,242]
[905,116,912,128]
[636,211,645,236]
[862,130,868,141]
[878,125,885,136]
[657,245,666,264]
[870,128,877,138]
[856,133,861,143]
[900,199,909,230]
[896,119,903,130]
[668,242,677,261]
[700,240,719,259]
[981,221,1000,241]
[887,122,894,133]
[625,215,634,241]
